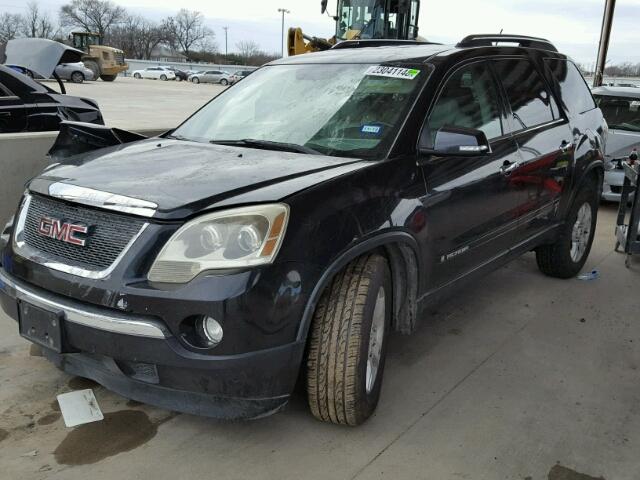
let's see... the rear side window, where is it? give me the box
[427,62,503,142]
[545,59,596,116]
[493,59,557,131]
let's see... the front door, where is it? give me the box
[418,60,528,288]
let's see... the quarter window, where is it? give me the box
[545,59,596,116]
[427,62,503,143]
[494,59,557,131]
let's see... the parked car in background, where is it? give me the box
[160,66,189,82]
[231,69,255,82]
[0,64,103,133]
[592,86,640,201]
[0,35,606,425]
[189,70,234,85]
[132,67,176,81]
[54,62,95,83]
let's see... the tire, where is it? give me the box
[176,76,182,82]
[84,60,100,80]
[220,78,229,86]
[306,254,391,426]
[70,71,84,84]
[100,74,117,82]
[192,77,200,84]
[160,74,167,81]
[134,73,141,79]
[536,181,599,278]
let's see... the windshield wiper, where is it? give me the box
[608,124,640,133]
[209,139,321,155]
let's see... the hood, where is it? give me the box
[30,139,370,220]
[1,38,84,78]
[606,128,640,160]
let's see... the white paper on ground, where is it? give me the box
[57,389,104,427]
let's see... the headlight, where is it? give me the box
[148,204,289,283]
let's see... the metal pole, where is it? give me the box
[223,26,229,59]
[277,8,290,57]
[593,0,616,87]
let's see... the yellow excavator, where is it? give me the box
[288,0,421,56]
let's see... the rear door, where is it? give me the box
[419,60,528,287]
[492,58,573,238]
[0,81,27,133]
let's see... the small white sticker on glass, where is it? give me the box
[365,65,420,80]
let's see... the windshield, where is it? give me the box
[595,95,640,132]
[172,63,427,159]
[338,0,385,40]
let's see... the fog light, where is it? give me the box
[195,316,223,346]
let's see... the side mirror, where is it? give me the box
[321,0,328,14]
[419,126,491,157]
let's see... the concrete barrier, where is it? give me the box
[0,128,166,226]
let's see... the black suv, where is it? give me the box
[0,35,606,425]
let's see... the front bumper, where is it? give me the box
[0,268,305,419]
[602,169,633,202]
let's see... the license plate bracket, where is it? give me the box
[19,301,65,353]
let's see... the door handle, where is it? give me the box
[560,140,573,153]
[500,160,519,175]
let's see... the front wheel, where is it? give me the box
[536,182,598,278]
[306,254,391,426]
[133,73,141,79]
[192,77,200,84]
[220,78,229,86]
[100,74,117,82]
[70,71,84,83]
[160,74,167,81]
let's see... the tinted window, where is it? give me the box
[427,62,503,142]
[546,59,596,116]
[494,59,557,131]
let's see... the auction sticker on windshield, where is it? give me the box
[366,66,420,80]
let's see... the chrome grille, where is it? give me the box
[114,52,125,65]
[21,195,145,272]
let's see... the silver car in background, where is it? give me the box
[189,70,234,85]
[54,62,95,83]
[593,87,640,201]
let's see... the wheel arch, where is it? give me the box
[297,231,421,342]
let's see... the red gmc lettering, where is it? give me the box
[37,217,88,247]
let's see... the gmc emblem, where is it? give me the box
[37,217,89,247]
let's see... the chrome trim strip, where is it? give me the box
[48,183,158,218]
[0,269,168,339]
[13,194,149,280]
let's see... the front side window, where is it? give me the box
[173,63,428,159]
[594,95,640,132]
[546,59,596,116]
[427,62,503,143]
[494,59,557,131]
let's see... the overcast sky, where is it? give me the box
[1,0,639,65]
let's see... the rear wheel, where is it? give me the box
[100,74,117,82]
[536,181,599,278]
[306,254,391,426]
[220,78,229,86]
[134,73,141,79]
[70,71,84,84]
[160,74,167,81]
[192,77,200,84]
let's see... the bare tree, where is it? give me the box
[236,40,260,62]
[163,9,214,60]
[0,13,23,43]
[59,0,126,37]
[108,15,165,59]
[23,1,55,38]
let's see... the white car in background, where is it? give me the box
[54,62,95,83]
[131,66,176,81]
[592,86,640,202]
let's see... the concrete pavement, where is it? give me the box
[0,204,638,480]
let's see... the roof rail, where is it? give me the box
[456,34,558,52]
[331,39,438,50]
